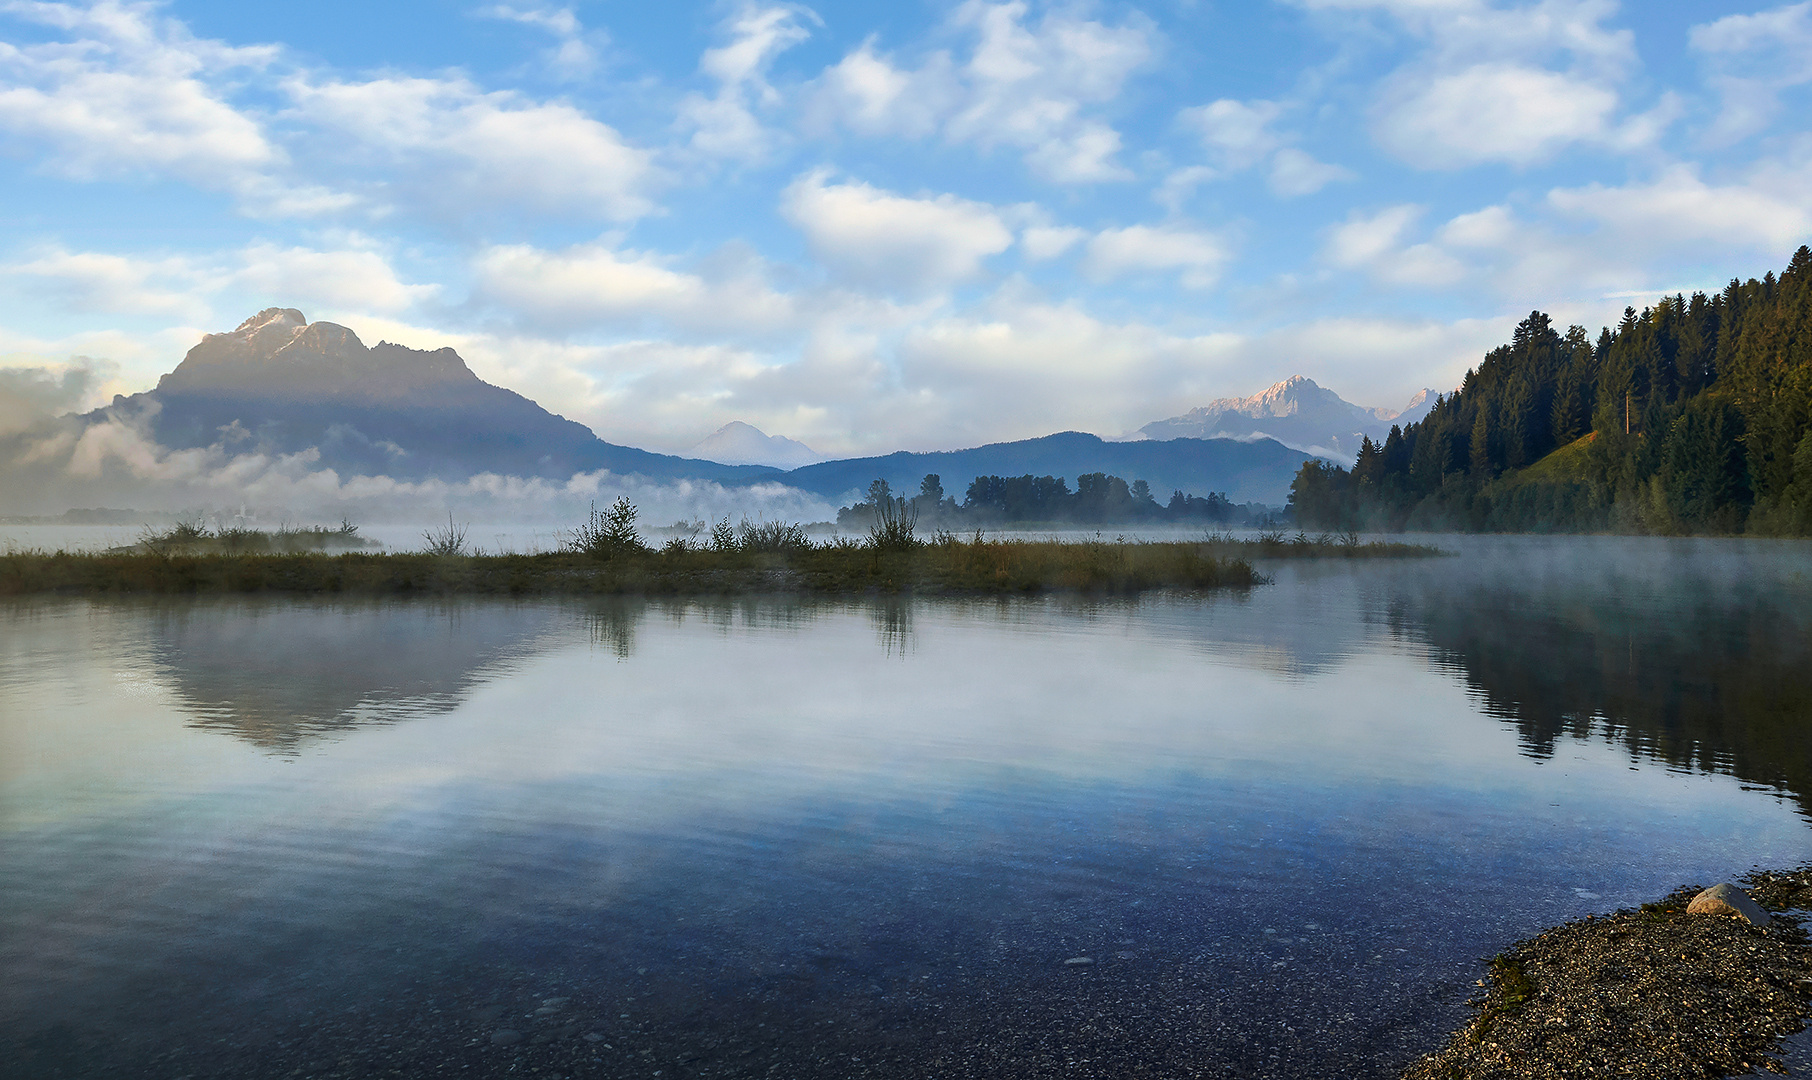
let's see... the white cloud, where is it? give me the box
[1295,0,1657,168]
[471,242,795,335]
[5,248,214,318]
[3,240,434,334]
[1085,225,1228,288]
[1173,99,1353,198]
[810,38,955,138]
[1268,148,1355,196]
[1153,165,1217,211]
[1020,225,1088,260]
[891,297,1502,448]
[234,244,437,314]
[1325,205,1422,267]
[1323,204,1467,285]
[0,0,278,186]
[679,4,817,160]
[1689,2,1812,67]
[289,74,657,221]
[1373,63,1618,168]
[780,171,1014,292]
[1294,0,1634,72]
[1546,164,1812,251]
[1181,98,1283,170]
[477,5,599,78]
[808,0,1152,182]
[1690,2,1812,143]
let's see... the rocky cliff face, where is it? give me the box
[156,307,485,405]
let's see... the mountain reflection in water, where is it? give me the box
[99,537,1812,816]
[5,537,1809,1080]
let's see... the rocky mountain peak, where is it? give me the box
[156,309,475,403]
[1137,376,1443,459]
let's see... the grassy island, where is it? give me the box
[0,499,1436,598]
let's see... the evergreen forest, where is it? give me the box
[838,474,1268,528]
[1290,246,1812,534]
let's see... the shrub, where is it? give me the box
[867,492,920,551]
[570,497,646,559]
[423,514,468,556]
[737,518,811,553]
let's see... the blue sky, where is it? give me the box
[1,0,1808,458]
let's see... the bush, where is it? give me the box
[867,492,920,552]
[570,497,646,559]
[423,514,468,556]
[737,518,811,553]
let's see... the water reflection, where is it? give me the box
[4,540,1812,1080]
[45,538,1812,817]
[1369,538,1812,815]
[138,598,563,751]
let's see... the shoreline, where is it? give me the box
[1401,869,1812,1079]
[0,536,1436,598]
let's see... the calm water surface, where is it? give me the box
[3,536,1811,1079]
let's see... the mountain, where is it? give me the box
[97,308,781,484]
[690,421,825,469]
[1391,388,1439,430]
[1137,376,1438,460]
[781,430,1322,506]
[82,309,1326,505]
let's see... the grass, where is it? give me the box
[130,519,381,556]
[1,505,1439,598]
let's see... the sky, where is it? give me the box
[1,0,1810,460]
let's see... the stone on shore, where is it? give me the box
[1686,883,1772,926]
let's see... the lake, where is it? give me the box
[3,536,1810,1079]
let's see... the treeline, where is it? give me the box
[1291,246,1812,534]
[837,473,1272,528]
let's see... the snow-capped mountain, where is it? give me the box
[1135,376,1440,460]
[689,421,825,469]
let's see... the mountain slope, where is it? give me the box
[1139,376,1436,458]
[781,430,1320,506]
[99,308,781,485]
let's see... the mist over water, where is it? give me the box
[3,537,1810,1079]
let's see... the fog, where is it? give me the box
[0,365,841,540]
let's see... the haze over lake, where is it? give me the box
[4,537,1809,1079]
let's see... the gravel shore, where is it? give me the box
[1401,869,1812,1079]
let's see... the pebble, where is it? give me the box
[490,1029,522,1046]
[1063,956,1095,966]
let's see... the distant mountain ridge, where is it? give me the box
[781,430,1320,506]
[690,421,825,469]
[100,308,779,484]
[1138,376,1438,459]
[78,309,1329,507]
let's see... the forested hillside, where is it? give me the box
[1291,246,1812,534]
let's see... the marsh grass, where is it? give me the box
[0,531,1437,598]
[134,519,378,556]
